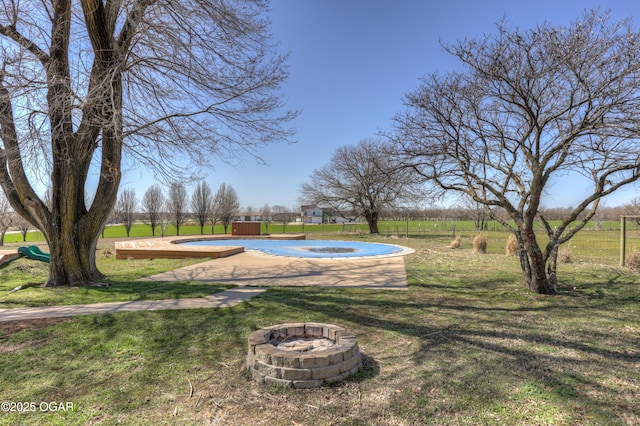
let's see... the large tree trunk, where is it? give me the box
[44,128,120,287]
[40,2,123,286]
[518,227,557,295]
[46,223,103,287]
[364,210,379,234]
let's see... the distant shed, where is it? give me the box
[232,221,261,236]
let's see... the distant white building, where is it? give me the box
[297,205,363,224]
[300,205,324,224]
[232,212,273,222]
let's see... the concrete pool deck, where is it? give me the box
[143,249,410,289]
[118,235,412,289]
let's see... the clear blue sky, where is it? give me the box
[121,0,640,210]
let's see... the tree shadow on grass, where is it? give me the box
[88,280,234,300]
[0,279,235,308]
[5,280,637,424]
[257,286,639,424]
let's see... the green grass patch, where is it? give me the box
[1,235,639,424]
[0,240,231,308]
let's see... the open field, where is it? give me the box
[0,234,639,425]
[5,217,640,266]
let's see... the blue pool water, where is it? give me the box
[180,239,405,258]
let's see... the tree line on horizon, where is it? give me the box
[114,181,301,238]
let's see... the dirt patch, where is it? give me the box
[307,247,356,254]
[0,317,71,336]
[0,317,70,353]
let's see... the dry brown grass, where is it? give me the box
[558,245,573,264]
[473,234,487,253]
[506,233,518,256]
[625,251,640,272]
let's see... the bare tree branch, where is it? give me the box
[393,9,640,294]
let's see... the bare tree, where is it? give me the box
[0,0,296,286]
[168,182,188,236]
[116,188,138,237]
[212,183,240,234]
[262,203,272,234]
[142,184,165,237]
[392,10,640,294]
[621,196,640,225]
[158,200,170,238]
[15,216,30,242]
[300,138,425,234]
[461,196,489,231]
[0,192,12,245]
[191,181,212,234]
[272,205,293,233]
[207,199,220,235]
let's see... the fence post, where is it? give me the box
[620,216,626,267]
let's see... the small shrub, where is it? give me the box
[473,234,487,254]
[505,234,518,256]
[626,251,640,273]
[558,246,572,264]
[450,236,461,249]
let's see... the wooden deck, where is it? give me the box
[0,250,21,266]
[115,240,243,260]
[114,234,306,260]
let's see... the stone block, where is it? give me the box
[325,325,345,340]
[264,376,292,387]
[292,379,323,389]
[342,342,359,360]
[269,351,283,367]
[285,323,306,337]
[316,347,340,364]
[324,370,348,384]
[250,369,266,383]
[336,331,356,344]
[280,367,312,381]
[339,352,362,373]
[304,323,325,337]
[299,352,330,368]
[254,344,278,364]
[246,353,256,369]
[311,364,341,380]
[248,329,271,345]
[252,360,281,379]
[280,351,301,368]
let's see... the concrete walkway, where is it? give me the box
[0,287,266,322]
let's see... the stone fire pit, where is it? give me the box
[247,322,363,388]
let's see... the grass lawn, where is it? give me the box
[0,234,639,425]
[0,239,232,308]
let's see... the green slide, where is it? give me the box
[18,245,51,263]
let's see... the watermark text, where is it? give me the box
[1,401,74,413]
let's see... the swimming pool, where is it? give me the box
[179,239,410,259]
